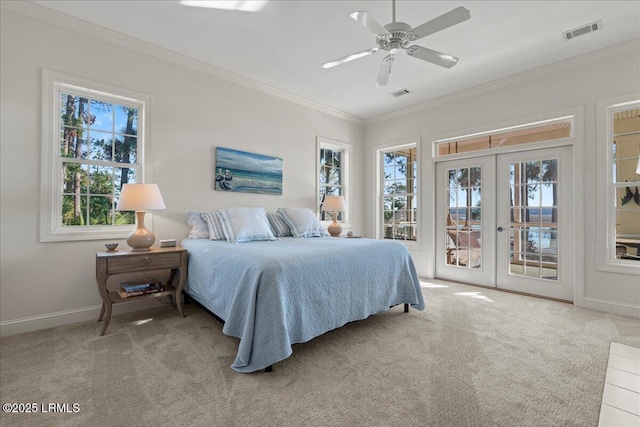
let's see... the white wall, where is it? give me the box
[0,9,364,335]
[364,42,640,317]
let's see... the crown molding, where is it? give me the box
[1,1,365,125]
[366,38,640,125]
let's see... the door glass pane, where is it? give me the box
[445,167,482,269]
[508,159,558,280]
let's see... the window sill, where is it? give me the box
[40,226,133,243]
[597,260,640,276]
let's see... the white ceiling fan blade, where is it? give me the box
[406,45,459,68]
[376,55,394,87]
[410,6,470,40]
[322,47,380,69]
[350,11,391,37]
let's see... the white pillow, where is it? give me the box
[217,207,277,243]
[277,208,328,238]
[186,210,210,239]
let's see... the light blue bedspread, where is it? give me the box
[181,237,425,373]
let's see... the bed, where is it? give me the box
[181,236,425,373]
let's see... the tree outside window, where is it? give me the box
[319,148,343,220]
[381,145,417,241]
[59,93,138,226]
[317,138,349,223]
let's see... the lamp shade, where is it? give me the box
[116,183,166,211]
[322,195,346,212]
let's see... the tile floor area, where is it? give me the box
[598,342,640,426]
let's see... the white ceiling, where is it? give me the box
[28,1,640,120]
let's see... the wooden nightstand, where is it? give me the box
[95,246,188,335]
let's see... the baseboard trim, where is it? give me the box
[583,297,640,319]
[0,299,167,337]
[0,305,101,337]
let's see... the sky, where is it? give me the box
[216,147,283,175]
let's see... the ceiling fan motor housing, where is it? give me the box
[378,22,414,53]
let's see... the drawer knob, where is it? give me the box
[143,257,151,267]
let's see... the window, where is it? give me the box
[378,142,418,242]
[435,117,572,157]
[605,100,640,266]
[317,137,349,222]
[40,71,150,242]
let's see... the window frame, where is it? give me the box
[40,70,152,242]
[376,138,420,247]
[596,94,640,274]
[434,116,574,159]
[316,136,350,226]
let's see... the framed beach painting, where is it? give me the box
[215,147,283,195]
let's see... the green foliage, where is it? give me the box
[60,94,138,227]
[382,149,418,241]
[319,148,344,221]
[383,149,416,213]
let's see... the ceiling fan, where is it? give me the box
[322,0,471,87]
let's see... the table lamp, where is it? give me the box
[116,183,166,251]
[322,195,346,237]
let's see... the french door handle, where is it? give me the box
[497,227,504,232]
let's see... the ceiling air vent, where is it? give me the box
[563,20,602,41]
[391,89,412,97]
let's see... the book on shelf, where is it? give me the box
[118,284,164,299]
[120,280,162,293]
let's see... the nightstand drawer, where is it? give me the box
[107,252,181,274]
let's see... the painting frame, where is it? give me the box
[215,147,283,195]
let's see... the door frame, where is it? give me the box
[428,108,584,304]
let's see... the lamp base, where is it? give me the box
[126,229,156,251]
[129,247,153,252]
[327,220,342,237]
[126,211,156,251]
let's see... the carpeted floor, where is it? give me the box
[1,280,639,427]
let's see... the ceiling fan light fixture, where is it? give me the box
[179,1,268,12]
[389,41,402,54]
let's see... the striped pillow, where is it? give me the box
[266,212,292,237]
[277,207,328,238]
[200,211,227,241]
[215,207,277,243]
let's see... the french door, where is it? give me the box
[435,146,574,301]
